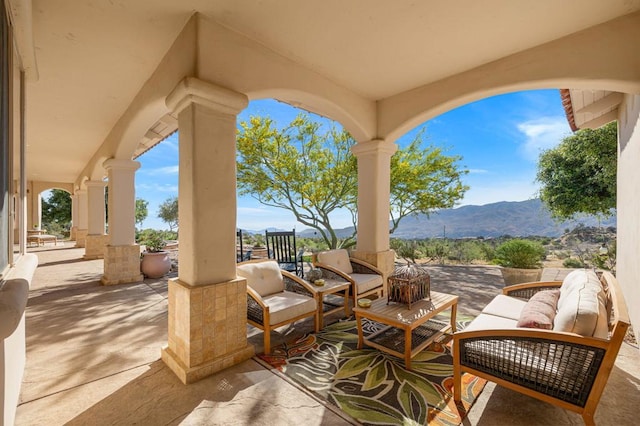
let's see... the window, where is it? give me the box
[0,0,10,278]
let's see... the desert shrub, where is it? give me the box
[449,240,486,264]
[493,239,545,269]
[563,258,586,268]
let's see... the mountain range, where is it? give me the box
[291,199,616,239]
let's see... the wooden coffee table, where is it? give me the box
[308,278,350,331]
[353,291,458,370]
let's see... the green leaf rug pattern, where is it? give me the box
[258,316,486,425]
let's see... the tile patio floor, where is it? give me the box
[15,243,640,425]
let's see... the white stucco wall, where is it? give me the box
[0,254,37,426]
[616,93,640,345]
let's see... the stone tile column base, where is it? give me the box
[162,277,255,384]
[351,249,396,284]
[84,234,110,260]
[70,226,77,241]
[75,229,88,248]
[161,344,254,385]
[101,244,143,285]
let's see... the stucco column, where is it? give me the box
[70,193,78,240]
[100,159,143,285]
[74,189,88,247]
[84,180,109,259]
[161,77,254,384]
[351,139,398,281]
[616,94,640,345]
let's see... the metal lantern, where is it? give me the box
[387,264,431,309]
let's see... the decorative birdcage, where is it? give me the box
[387,264,431,309]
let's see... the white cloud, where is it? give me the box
[144,165,179,176]
[468,168,489,174]
[516,117,571,161]
[137,183,178,193]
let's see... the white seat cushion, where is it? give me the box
[481,295,528,320]
[462,313,518,332]
[351,273,383,294]
[237,261,284,297]
[317,249,353,274]
[263,291,317,325]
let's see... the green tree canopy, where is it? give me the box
[158,196,178,231]
[41,189,71,227]
[390,128,468,233]
[237,114,468,249]
[135,199,149,229]
[536,121,617,220]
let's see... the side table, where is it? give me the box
[308,278,350,331]
[353,291,458,370]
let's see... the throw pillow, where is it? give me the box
[517,289,561,330]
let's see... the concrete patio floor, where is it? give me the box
[15,243,640,425]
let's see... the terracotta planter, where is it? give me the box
[140,251,171,278]
[500,267,542,286]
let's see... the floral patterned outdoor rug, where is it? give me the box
[257,315,486,425]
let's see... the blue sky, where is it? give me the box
[135,89,572,231]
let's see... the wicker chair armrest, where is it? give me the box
[312,263,355,284]
[246,287,266,326]
[281,270,315,297]
[349,258,383,276]
[503,281,563,299]
[454,328,609,407]
[246,286,267,308]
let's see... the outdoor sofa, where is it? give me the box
[453,269,629,425]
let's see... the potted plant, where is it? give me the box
[139,230,171,278]
[494,239,545,285]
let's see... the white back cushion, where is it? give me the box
[554,269,607,337]
[237,261,284,297]
[317,249,353,274]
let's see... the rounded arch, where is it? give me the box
[380,11,640,142]
[31,181,74,197]
[382,78,639,143]
[247,88,374,142]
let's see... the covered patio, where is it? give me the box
[2,1,640,424]
[16,244,640,425]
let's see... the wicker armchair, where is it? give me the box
[238,259,318,354]
[453,271,629,425]
[313,249,384,312]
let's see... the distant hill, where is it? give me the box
[296,199,616,239]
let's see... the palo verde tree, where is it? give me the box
[238,115,357,248]
[536,121,617,220]
[390,128,468,233]
[237,114,468,249]
[158,196,179,232]
[135,199,149,229]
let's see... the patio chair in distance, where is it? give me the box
[265,229,303,276]
[237,229,252,262]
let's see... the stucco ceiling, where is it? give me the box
[23,0,640,183]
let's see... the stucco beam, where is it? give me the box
[580,110,618,130]
[6,0,38,80]
[574,92,624,115]
[74,13,198,187]
[378,11,640,142]
[195,15,376,142]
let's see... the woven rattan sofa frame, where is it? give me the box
[240,259,318,354]
[453,271,630,425]
[312,255,385,313]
